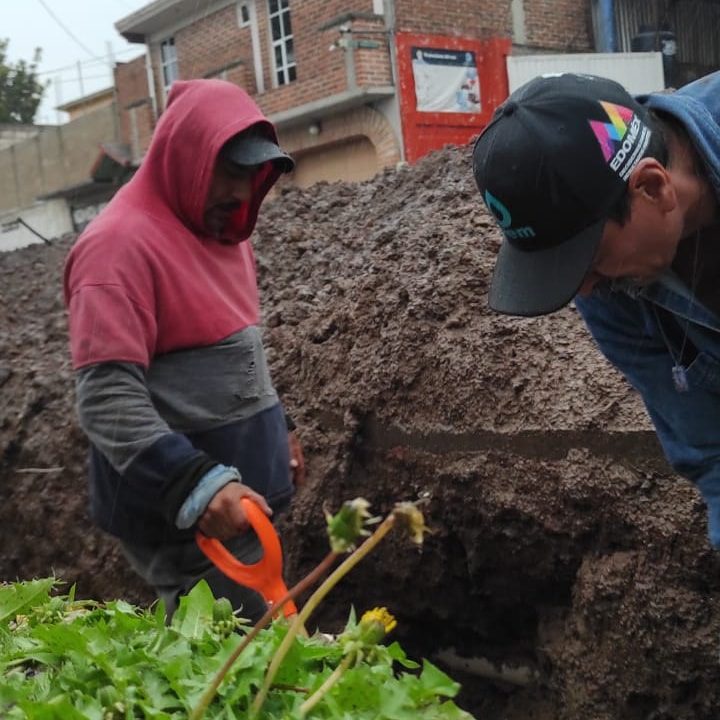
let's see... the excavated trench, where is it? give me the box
[2,144,720,718]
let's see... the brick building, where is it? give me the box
[113,0,593,185]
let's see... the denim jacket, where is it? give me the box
[575,71,720,547]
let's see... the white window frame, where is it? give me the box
[267,0,296,87]
[238,2,251,27]
[159,37,179,95]
[238,1,265,94]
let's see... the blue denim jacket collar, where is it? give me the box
[629,271,720,333]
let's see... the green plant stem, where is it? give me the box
[270,682,310,693]
[189,551,338,720]
[251,514,396,718]
[299,652,355,717]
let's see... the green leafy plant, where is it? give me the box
[0,500,474,719]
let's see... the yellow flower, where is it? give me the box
[360,607,397,636]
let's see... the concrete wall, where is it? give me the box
[507,51,665,95]
[0,124,40,151]
[0,105,118,215]
[0,199,72,252]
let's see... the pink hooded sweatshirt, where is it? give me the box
[64,79,284,369]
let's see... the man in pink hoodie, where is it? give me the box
[64,79,301,622]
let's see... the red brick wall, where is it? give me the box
[253,0,369,116]
[114,54,154,153]
[175,4,255,91]
[523,0,593,51]
[145,1,390,116]
[393,0,593,51]
[114,55,149,114]
[394,0,513,38]
[353,16,393,87]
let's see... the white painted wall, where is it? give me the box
[507,51,665,95]
[0,200,73,252]
[72,201,109,232]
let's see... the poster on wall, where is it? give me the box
[411,46,480,113]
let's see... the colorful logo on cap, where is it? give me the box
[589,101,635,162]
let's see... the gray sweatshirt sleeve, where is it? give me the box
[75,361,221,526]
[75,362,177,474]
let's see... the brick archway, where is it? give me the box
[278,104,401,172]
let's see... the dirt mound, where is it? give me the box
[2,143,720,719]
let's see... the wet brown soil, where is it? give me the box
[2,144,720,719]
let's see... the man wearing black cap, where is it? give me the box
[64,79,303,620]
[473,71,720,549]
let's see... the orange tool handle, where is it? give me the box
[196,497,297,618]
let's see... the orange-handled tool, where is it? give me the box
[196,497,297,618]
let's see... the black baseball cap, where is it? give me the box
[473,73,654,316]
[222,125,295,173]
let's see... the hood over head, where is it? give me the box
[126,79,287,243]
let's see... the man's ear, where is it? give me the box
[627,158,677,213]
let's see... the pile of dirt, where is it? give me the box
[2,143,720,719]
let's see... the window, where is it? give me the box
[238,2,251,27]
[268,0,295,86]
[160,37,179,94]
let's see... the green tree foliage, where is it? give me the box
[0,39,45,124]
